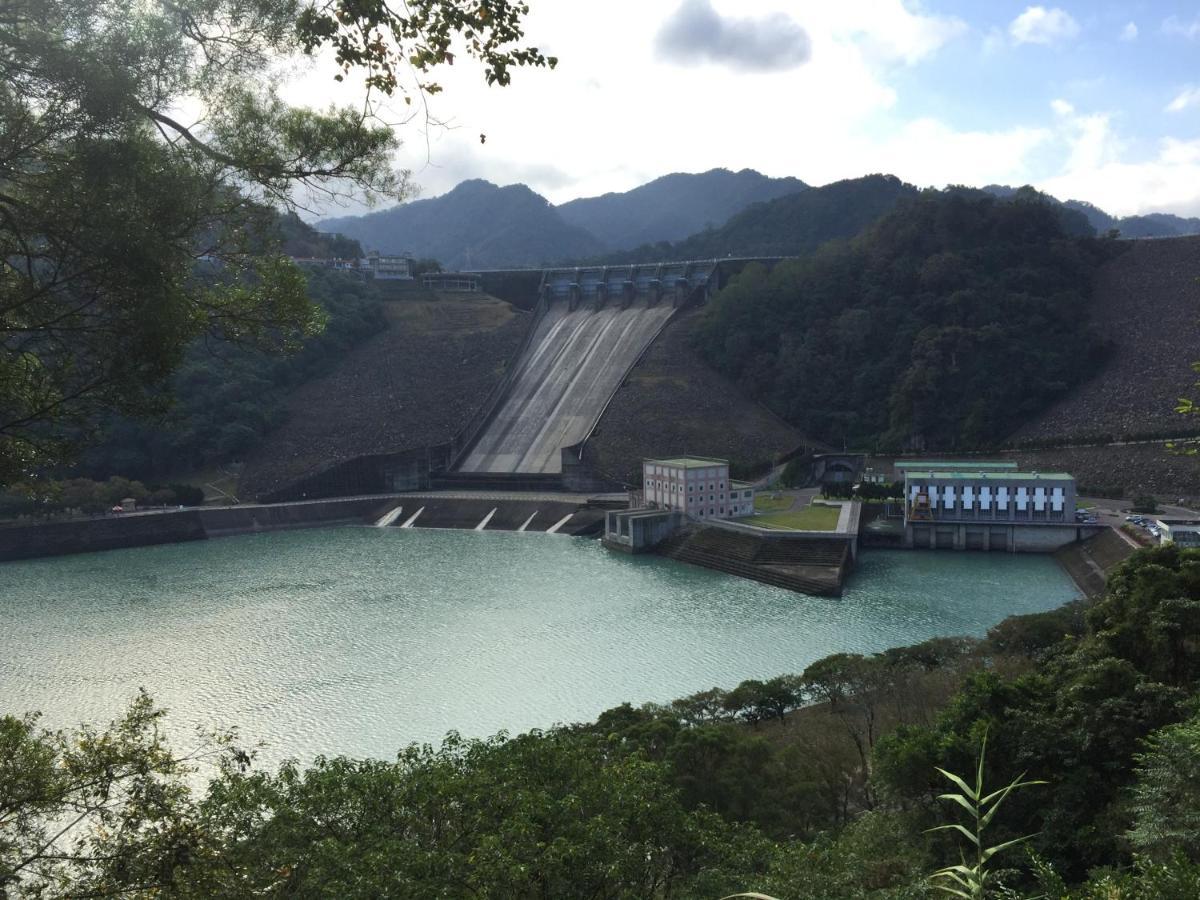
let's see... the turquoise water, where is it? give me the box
[0,527,1078,763]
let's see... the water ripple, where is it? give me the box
[0,528,1078,765]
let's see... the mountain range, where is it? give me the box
[320,169,807,269]
[319,170,1200,270]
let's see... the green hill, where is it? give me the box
[320,180,604,269]
[602,174,919,262]
[557,168,807,250]
[693,187,1116,451]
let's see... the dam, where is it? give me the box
[457,299,675,473]
[456,262,717,475]
[245,258,788,501]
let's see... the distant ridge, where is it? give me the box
[982,184,1200,239]
[556,168,807,250]
[320,171,1200,271]
[601,174,920,263]
[320,180,603,270]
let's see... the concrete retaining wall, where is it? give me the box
[0,512,207,562]
[0,496,399,563]
[198,497,399,537]
[906,522,1104,552]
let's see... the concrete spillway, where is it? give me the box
[458,299,675,474]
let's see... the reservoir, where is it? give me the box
[0,527,1078,764]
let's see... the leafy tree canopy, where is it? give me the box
[0,0,553,484]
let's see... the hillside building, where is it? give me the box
[643,457,754,520]
[366,253,414,280]
[903,467,1084,551]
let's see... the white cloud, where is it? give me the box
[1051,98,1074,116]
[1010,6,1081,45]
[825,2,968,66]
[1166,86,1200,113]
[1040,142,1200,217]
[859,119,1050,188]
[1038,105,1200,217]
[1163,15,1200,39]
[1120,21,1138,42]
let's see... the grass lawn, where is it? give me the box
[754,493,793,513]
[740,503,841,532]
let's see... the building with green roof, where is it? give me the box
[901,463,1083,552]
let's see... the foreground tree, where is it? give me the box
[0,692,236,896]
[1,697,771,898]
[0,0,554,481]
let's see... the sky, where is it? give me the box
[282,2,1200,217]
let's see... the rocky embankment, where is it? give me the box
[1014,236,1200,444]
[1004,443,1200,500]
[240,295,527,499]
[587,307,810,482]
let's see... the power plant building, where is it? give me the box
[902,467,1082,552]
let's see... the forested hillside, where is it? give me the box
[557,168,807,249]
[321,180,604,268]
[603,174,920,263]
[694,188,1116,451]
[74,269,386,482]
[984,184,1200,238]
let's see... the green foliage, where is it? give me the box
[876,547,1200,880]
[1126,713,1200,861]
[0,691,237,896]
[1,701,772,898]
[0,0,551,483]
[0,476,204,520]
[693,188,1114,450]
[74,269,385,480]
[760,810,931,899]
[1131,494,1158,513]
[276,212,363,258]
[926,732,1046,899]
[8,544,1200,897]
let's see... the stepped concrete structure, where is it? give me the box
[457,299,675,474]
[455,261,737,478]
[654,527,850,596]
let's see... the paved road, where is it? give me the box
[458,299,674,474]
[1079,494,1200,546]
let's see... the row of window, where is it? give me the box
[649,480,728,493]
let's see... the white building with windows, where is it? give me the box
[902,467,1084,552]
[642,456,754,520]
